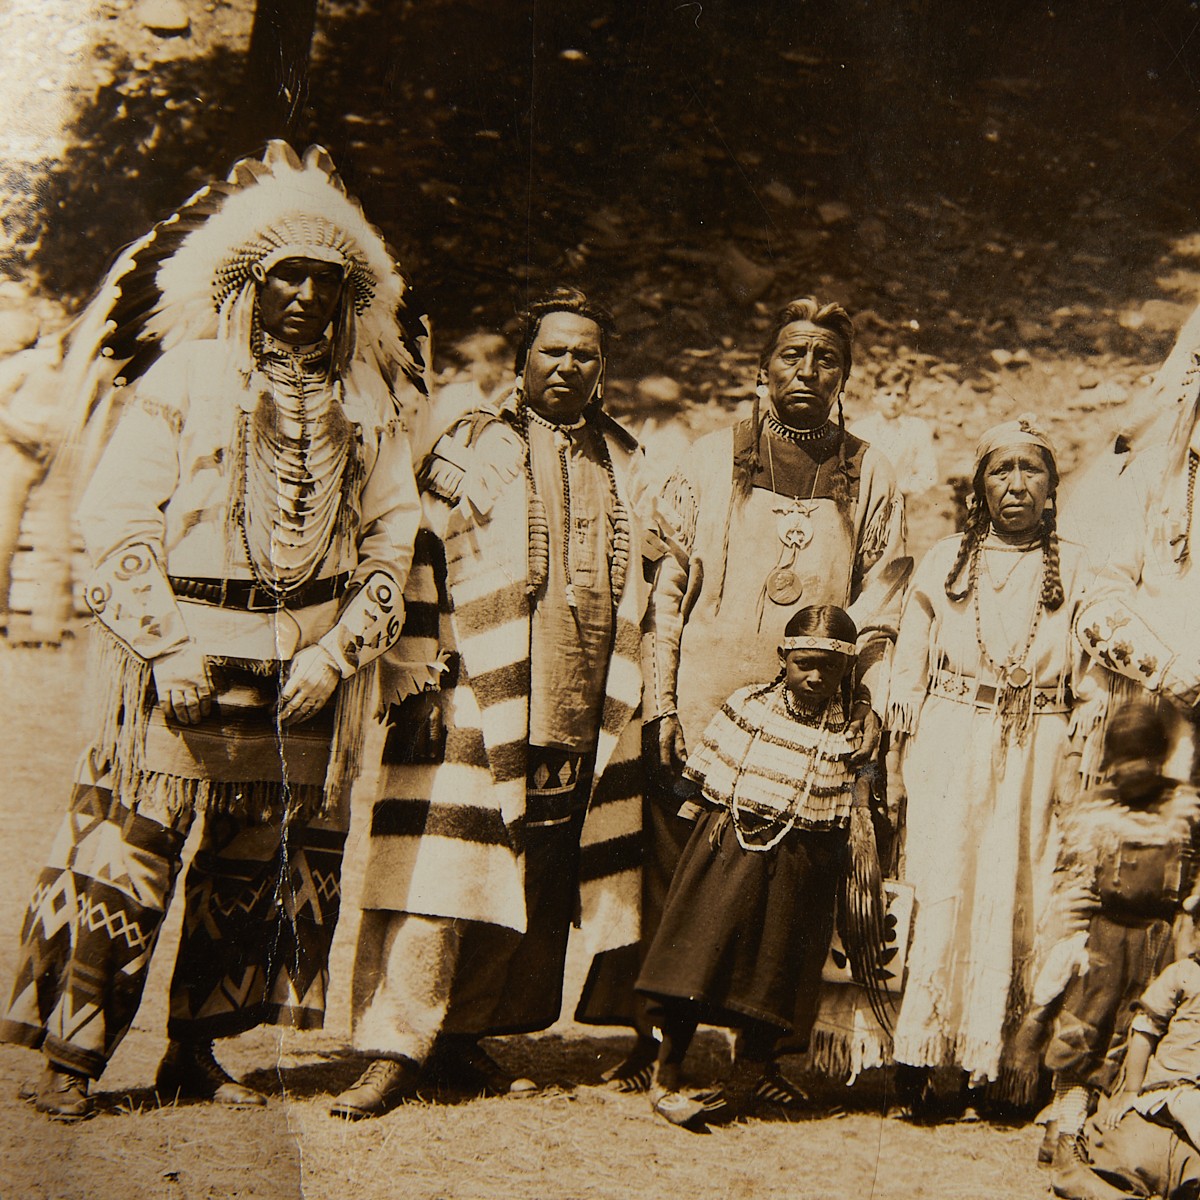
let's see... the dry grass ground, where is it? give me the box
[0,638,1050,1200]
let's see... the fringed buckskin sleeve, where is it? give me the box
[1072,447,1200,707]
[319,417,420,676]
[883,536,944,736]
[847,451,911,713]
[642,464,698,722]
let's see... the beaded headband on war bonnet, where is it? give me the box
[780,635,856,656]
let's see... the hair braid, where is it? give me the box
[945,497,990,601]
[832,389,852,511]
[1039,506,1065,612]
[750,665,788,701]
[739,380,765,500]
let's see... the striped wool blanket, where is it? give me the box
[361,407,649,957]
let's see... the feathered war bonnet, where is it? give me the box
[61,141,429,467]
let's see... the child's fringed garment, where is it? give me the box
[684,685,857,833]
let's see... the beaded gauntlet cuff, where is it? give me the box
[85,542,191,660]
[319,570,405,676]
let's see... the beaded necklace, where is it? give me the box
[232,332,352,597]
[518,401,630,608]
[1178,450,1200,562]
[731,685,839,853]
[969,529,1046,747]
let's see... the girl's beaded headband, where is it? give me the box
[780,636,855,656]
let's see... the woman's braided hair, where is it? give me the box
[944,446,1064,611]
[736,297,855,506]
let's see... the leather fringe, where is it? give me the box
[92,624,369,823]
[322,659,374,817]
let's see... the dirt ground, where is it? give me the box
[0,640,1047,1200]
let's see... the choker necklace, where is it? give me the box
[766,414,834,445]
[783,685,829,724]
[255,330,331,368]
[524,403,586,433]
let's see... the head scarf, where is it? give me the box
[973,413,1058,474]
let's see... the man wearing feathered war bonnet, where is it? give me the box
[0,142,426,1120]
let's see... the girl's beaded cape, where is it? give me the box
[684,683,857,831]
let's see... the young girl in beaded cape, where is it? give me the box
[636,604,888,1127]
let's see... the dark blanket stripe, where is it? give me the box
[469,661,528,710]
[445,725,490,769]
[412,526,443,565]
[600,694,637,738]
[613,616,643,655]
[401,599,441,640]
[579,832,643,882]
[453,584,527,636]
[589,757,641,808]
[488,737,527,784]
[370,797,511,845]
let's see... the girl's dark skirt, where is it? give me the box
[636,807,848,1036]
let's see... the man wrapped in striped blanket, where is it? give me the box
[332,288,662,1118]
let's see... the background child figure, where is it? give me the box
[848,363,938,499]
[1019,699,1200,1197]
[635,605,886,1128]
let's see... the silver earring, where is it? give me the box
[755,381,768,399]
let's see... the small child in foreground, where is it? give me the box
[1018,699,1200,1190]
[1103,944,1200,1150]
[635,604,885,1127]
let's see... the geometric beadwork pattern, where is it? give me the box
[0,781,347,1078]
[0,783,188,1078]
[167,817,346,1040]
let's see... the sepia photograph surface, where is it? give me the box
[3,2,1200,1197]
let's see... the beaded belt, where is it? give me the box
[169,572,352,612]
[930,670,1072,713]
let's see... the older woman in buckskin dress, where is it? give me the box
[888,417,1094,1115]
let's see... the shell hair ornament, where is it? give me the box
[60,141,430,459]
